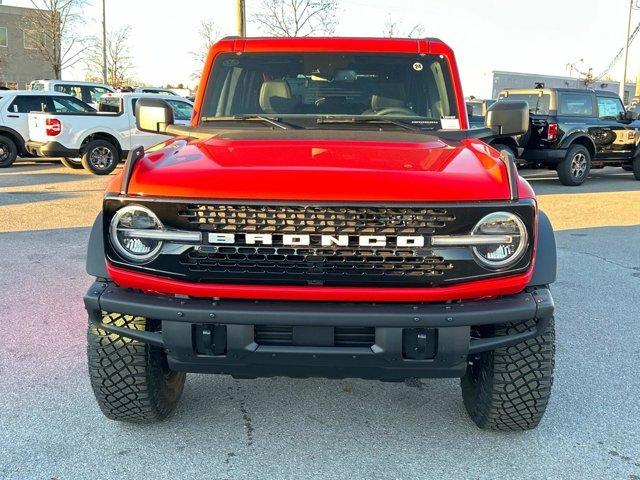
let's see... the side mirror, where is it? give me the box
[135,98,174,134]
[624,110,637,121]
[485,100,529,136]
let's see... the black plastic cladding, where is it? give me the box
[103,197,536,287]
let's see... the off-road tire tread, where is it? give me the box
[87,312,185,422]
[461,318,555,431]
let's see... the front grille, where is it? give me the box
[254,325,375,347]
[180,247,453,280]
[179,204,456,235]
[175,204,456,286]
[104,198,536,288]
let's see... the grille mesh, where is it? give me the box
[176,204,456,285]
[180,247,453,278]
[254,325,375,347]
[179,204,456,235]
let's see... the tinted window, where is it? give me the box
[559,93,593,116]
[597,96,625,120]
[30,82,45,91]
[85,86,111,104]
[0,27,7,47]
[498,92,550,114]
[98,97,122,113]
[54,84,83,101]
[166,99,193,121]
[51,96,95,113]
[8,96,48,113]
[203,53,458,121]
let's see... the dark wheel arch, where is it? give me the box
[87,213,109,279]
[0,126,27,156]
[80,132,123,157]
[561,133,596,159]
[528,210,556,286]
[490,137,519,153]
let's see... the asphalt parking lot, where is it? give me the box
[1,161,639,480]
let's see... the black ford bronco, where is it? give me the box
[492,87,640,186]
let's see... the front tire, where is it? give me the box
[557,145,590,186]
[87,312,186,422]
[0,134,18,168]
[461,318,555,431]
[81,139,119,175]
[60,157,84,170]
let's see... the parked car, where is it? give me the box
[466,99,496,128]
[134,87,179,96]
[0,90,95,168]
[83,36,557,432]
[492,87,640,186]
[26,92,193,174]
[30,80,114,108]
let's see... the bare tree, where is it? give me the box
[383,16,425,38]
[190,19,224,79]
[21,0,87,79]
[251,0,339,37]
[85,26,135,88]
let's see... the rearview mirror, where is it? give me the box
[135,98,174,134]
[485,100,529,136]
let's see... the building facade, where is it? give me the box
[0,3,56,89]
[492,71,636,104]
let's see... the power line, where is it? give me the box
[596,19,640,80]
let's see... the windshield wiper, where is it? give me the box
[315,116,423,132]
[201,115,291,130]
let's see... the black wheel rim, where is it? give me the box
[89,146,114,170]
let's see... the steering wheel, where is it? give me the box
[374,107,419,116]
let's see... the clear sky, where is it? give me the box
[6,0,635,97]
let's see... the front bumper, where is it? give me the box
[25,140,79,158]
[84,282,554,380]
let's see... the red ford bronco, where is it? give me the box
[84,37,556,431]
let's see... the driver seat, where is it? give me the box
[259,80,298,114]
[363,83,407,114]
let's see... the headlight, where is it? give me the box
[109,205,164,263]
[471,212,528,269]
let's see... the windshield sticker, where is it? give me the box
[440,117,460,130]
[412,62,424,71]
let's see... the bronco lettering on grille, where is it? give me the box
[207,233,426,248]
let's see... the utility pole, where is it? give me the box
[621,0,633,101]
[102,0,107,85]
[236,0,246,36]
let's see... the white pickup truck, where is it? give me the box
[26,92,193,174]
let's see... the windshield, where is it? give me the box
[498,92,551,115]
[201,53,459,129]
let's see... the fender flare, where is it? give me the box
[86,212,109,279]
[559,131,596,154]
[528,209,557,286]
